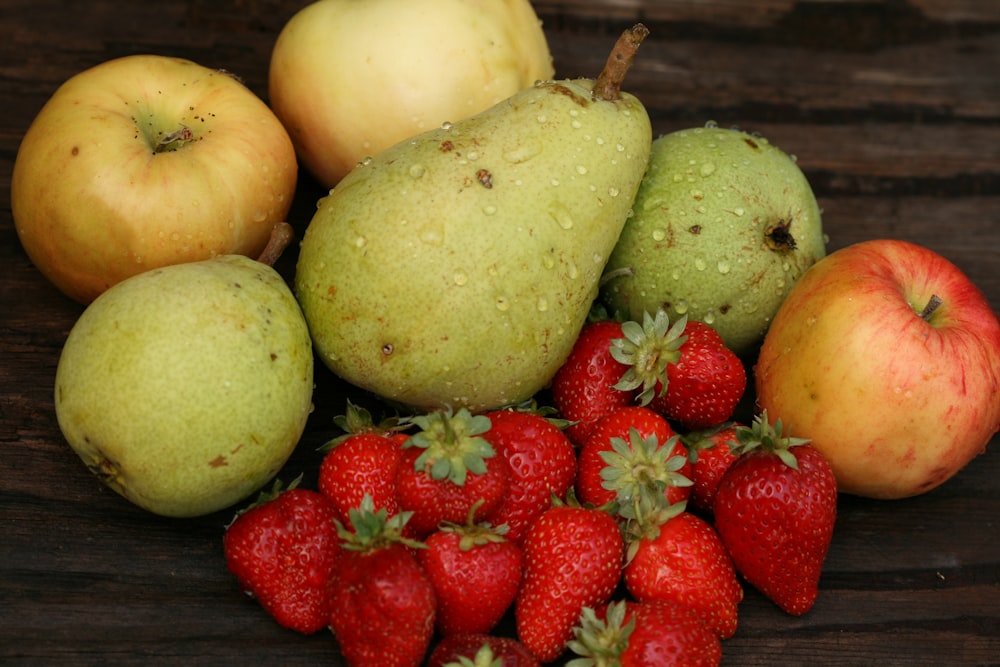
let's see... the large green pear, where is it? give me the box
[55,254,314,518]
[295,27,653,412]
[601,125,826,356]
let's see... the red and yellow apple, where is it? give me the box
[755,239,1000,499]
[267,0,554,188]
[11,54,298,304]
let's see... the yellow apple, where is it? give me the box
[11,54,298,304]
[268,0,554,188]
[755,239,1000,499]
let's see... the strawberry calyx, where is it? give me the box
[600,428,692,515]
[620,495,688,563]
[438,500,511,551]
[403,407,496,486]
[565,601,635,666]
[320,400,410,451]
[224,474,302,528]
[440,642,506,667]
[681,421,737,465]
[732,410,811,470]
[495,398,576,430]
[337,494,425,553]
[609,309,688,405]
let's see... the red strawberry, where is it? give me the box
[621,502,742,639]
[223,479,341,635]
[568,599,722,667]
[395,407,509,537]
[550,319,635,445]
[427,633,541,667]
[515,501,625,662]
[683,422,742,515]
[713,411,838,615]
[647,319,746,431]
[328,497,437,667]
[576,406,691,509]
[318,403,407,524]
[480,407,577,544]
[418,520,524,636]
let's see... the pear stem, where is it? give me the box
[592,23,650,102]
[256,222,294,267]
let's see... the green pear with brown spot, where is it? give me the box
[55,242,313,518]
[295,26,653,412]
[600,125,827,356]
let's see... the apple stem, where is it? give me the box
[257,222,294,267]
[154,126,195,153]
[918,294,943,321]
[592,23,649,102]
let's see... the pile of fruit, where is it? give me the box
[222,311,838,665]
[11,1,1000,665]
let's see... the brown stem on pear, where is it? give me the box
[592,23,650,102]
[918,294,943,321]
[257,222,295,267]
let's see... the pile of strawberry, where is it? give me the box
[222,310,838,666]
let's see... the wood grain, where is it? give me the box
[1,1,998,665]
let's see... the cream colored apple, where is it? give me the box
[268,0,554,188]
[11,54,298,304]
[755,239,1000,499]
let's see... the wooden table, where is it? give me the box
[2,1,998,664]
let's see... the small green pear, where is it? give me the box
[295,26,653,412]
[55,233,313,518]
[600,125,826,356]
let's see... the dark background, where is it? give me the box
[2,1,998,664]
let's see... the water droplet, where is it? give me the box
[652,229,665,241]
[705,120,719,129]
[703,310,716,325]
[440,121,453,130]
[495,296,510,311]
[733,207,745,217]
[408,164,426,178]
[616,144,626,152]
[467,151,479,161]
[482,205,497,216]
[694,258,707,271]
[671,269,681,280]
[453,271,468,286]
[503,141,542,164]
[576,165,588,175]
[700,162,716,177]
[536,296,549,312]
[567,261,579,280]
[571,120,582,129]
[536,114,547,123]
[717,260,731,274]
[675,299,689,314]
[550,205,574,230]
[608,187,620,197]
[353,235,367,248]
[419,229,443,246]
